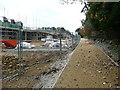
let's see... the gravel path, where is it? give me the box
[55,38,119,88]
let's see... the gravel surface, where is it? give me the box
[2,51,70,88]
[32,51,73,88]
[2,38,119,88]
[55,38,119,88]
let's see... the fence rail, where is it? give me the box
[0,22,22,29]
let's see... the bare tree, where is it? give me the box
[60,0,84,5]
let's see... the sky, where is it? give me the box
[0,0,86,32]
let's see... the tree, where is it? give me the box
[60,0,120,41]
[51,27,56,31]
[83,2,120,40]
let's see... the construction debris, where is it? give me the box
[15,42,35,49]
[2,54,19,78]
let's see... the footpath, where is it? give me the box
[55,38,119,88]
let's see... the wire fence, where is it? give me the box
[90,38,120,64]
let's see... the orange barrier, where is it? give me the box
[0,39,18,48]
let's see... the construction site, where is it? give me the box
[0,1,120,89]
[0,16,81,88]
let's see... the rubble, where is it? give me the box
[1,52,61,79]
[33,53,70,88]
[2,54,19,77]
[41,40,69,48]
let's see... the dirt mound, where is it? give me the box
[30,41,44,46]
[1,53,54,79]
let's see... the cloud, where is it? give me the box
[0,0,86,32]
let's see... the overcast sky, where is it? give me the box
[0,0,86,32]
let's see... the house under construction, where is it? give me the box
[0,16,58,48]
